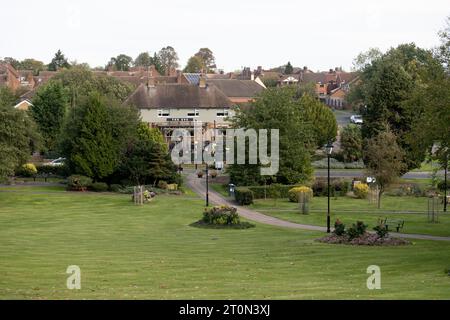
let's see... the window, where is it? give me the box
[157,109,170,117]
[216,109,229,117]
[187,108,199,117]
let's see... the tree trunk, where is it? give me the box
[377,188,383,209]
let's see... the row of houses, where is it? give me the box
[2,62,357,144]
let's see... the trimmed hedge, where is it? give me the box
[67,175,92,191]
[235,187,254,205]
[90,182,109,192]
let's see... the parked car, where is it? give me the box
[350,115,363,124]
[44,157,66,166]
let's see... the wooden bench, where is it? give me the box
[383,218,405,232]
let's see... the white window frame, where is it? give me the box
[157,109,170,117]
[216,109,229,117]
[187,108,199,117]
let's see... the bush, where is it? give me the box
[373,222,389,238]
[333,219,346,236]
[197,171,204,178]
[35,164,69,177]
[67,175,92,191]
[157,180,168,189]
[17,163,37,177]
[90,182,109,192]
[167,183,178,191]
[235,187,254,205]
[109,184,123,192]
[347,221,368,240]
[437,180,449,191]
[354,183,369,199]
[202,205,240,225]
[288,186,313,202]
[210,170,217,178]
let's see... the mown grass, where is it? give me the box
[0,186,449,299]
[250,196,450,237]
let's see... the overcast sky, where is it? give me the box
[1,0,449,72]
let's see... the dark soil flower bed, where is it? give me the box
[316,233,411,246]
[190,220,255,229]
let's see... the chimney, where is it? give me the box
[199,74,207,88]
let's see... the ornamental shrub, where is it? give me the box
[235,187,254,205]
[90,182,109,192]
[333,219,346,236]
[18,163,38,177]
[67,175,92,191]
[157,180,168,189]
[288,186,313,202]
[354,183,369,199]
[202,205,240,225]
[347,221,368,240]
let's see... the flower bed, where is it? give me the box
[190,205,255,229]
[316,233,410,246]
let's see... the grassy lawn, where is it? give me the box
[250,196,450,237]
[0,186,450,299]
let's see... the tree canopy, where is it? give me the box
[48,50,71,71]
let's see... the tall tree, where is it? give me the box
[134,52,152,67]
[364,129,406,208]
[19,59,45,75]
[340,124,363,162]
[30,81,69,151]
[158,46,179,75]
[284,61,294,74]
[183,56,206,73]
[349,43,442,173]
[150,53,164,75]
[0,87,17,109]
[301,94,337,148]
[107,54,133,71]
[0,104,42,181]
[229,86,315,185]
[194,48,216,72]
[48,50,70,71]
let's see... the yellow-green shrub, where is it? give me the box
[288,186,313,202]
[19,163,38,177]
[354,183,369,199]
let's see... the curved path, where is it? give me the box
[186,173,450,242]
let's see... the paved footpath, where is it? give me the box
[186,173,450,242]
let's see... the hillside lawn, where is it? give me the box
[0,186,449,299]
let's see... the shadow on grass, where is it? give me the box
[189,220,255,230]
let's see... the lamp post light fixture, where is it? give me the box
[325,142,333,233]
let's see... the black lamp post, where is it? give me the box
[325,142,333,233]
[204,143,216,207]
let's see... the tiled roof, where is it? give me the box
[207,79,264,98]
[124,83,233,109]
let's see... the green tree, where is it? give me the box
[48,50,71,71]
[340,124,363,162]
[119,123,175,185]
[19,59,45,75]
[0,106,42,180]
[0,87,17,109]
[52,68,134,107]
[436,16,450,71]
[301,94,337,148]
[364,129,406,208]
[107,54,133,71]
[350,43,442,173]
[1,57,20,69]
[134,52,152,68]
[194,48,216,72]
[183,56,206,73]
[284,61,294,74]
[59,93,139,181]
[158,46,179,75]
[30,81,69,151]
[229,86,315,185]
[150,53,164,75]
